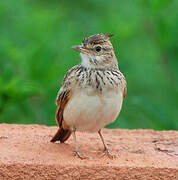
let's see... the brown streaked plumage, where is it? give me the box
[51,90,72,143]
[51,33,127,159]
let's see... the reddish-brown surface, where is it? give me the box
[0,124,178,179]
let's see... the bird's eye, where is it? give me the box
[95,46,102,52]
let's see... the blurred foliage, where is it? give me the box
[0,0,177,130]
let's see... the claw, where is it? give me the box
[72,128,89,159]
[102,148,116,159]
[98,130,116,159]
[74,151,89,159]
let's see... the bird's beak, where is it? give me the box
[71,45,88,53]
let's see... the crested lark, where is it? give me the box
[51,33,127,159]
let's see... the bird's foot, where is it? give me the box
[101,148,116,159]
[74,150,89,159]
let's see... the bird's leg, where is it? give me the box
[72,127,88,159]
[98,129,116,159]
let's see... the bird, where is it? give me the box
[50,33,127,159]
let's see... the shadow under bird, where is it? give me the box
[51,33,127,159]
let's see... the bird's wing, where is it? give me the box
[51,88,72,143]
[56,89,71,128]
[120,72,127,99]
[123,85,127,99]
[51,64,82,143]
[55,64,81,128]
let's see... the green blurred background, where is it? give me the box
[0,0,177,130]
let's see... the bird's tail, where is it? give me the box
[50,127,71,143]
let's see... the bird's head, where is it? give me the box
[72,33,118,69]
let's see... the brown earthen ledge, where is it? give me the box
[0,124,178,180]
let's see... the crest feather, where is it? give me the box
[82,33,114,46]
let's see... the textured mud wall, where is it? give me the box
[0,124,178,179]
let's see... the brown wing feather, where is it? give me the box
[56,90,71,127]
[51,90,72,143]
[51,65,81,143]
[123,86,127,99]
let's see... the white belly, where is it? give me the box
[63,89,123,132]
